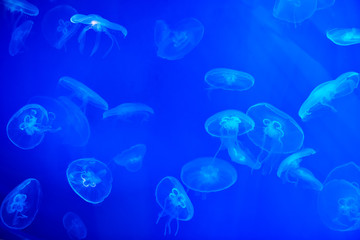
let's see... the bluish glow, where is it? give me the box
[326,28,360,46]
[204,68,255,91]
[317,0,336,10]
[103,103,154,121]
[113,144,147,172]
[63,212,87,240]
[2,0,39,16]
[8,20,33,56]
[272,0,317,24]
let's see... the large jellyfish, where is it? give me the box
[180,157,238,193]
[103,103,154,122]
[204,68,255,92]
[70,14,127,57]
[247,103,304,174]
[9,20,33,56]
[298,72,359,121]
[2,0,39,17]
[272,0,317,24]
[113,144,147,172]
[63,212,87,240]
[318,162,360,231]
[155,176,194,236]
[154,18,204,60]
[277,148,323,191]
[66,158,113,204]
[42,5,80,50]
[326,28,360,46]
[0,178,41,229]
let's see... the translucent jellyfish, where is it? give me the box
[154,18,204,60]
[298,72,359,121]
[324,162,360,189]
[326,28,360,46]
[272,0,317,24]
[66,158,113,204]
[180,157,238,193]
[58,76,109,111]
[8,20,33,56]
[42,5,80,50]
[103,103,154,122]
[70,14,127,57]
[0,178,41,229]
[204,68,255,92]
[317,0,335,10]
[63,212,87,240]
[2,0,39,16]
[155,176,194,236]
[277,148,323,191]
[113,144,147,172]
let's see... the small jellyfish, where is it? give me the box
[273,0,317,24]
[113,144,147,172]
[155,18,204,60]
[277,148,323,191]
[103,103,154,122]
[204,68,255,92]
[58,76,109,111]
[63,212,87,240]
[2,0,39,16]
[317,0,335,10]
[42,5,80,50]
[8,20,33,56]
[298,72,359,121]
[66,158,113,204]
[155,176,193,236]
[326,28,360,46]
[70,14,127,57]
[180,157,238,193]
[0,178,41,229]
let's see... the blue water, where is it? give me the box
[0,0,360,239]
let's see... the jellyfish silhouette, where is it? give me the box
[317,0,335,10]
[299,72,359,121]
[113,144,147,172]
[70,14,127,57]
[0,178,41,229]
[181,157,237,193]
[9,20,33,56]
[154,18,204,60]
[155,176,194,236]
[103,103,154,122]
[63,212,87,240]
[42,5,80,50]
[66,158,113,204]
[204,68,255,92]
[2,0,39,17]
[273,0,317,24]
[277,148,323,191]
[326,28,360,46]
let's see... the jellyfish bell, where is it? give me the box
[2,0,39,17]
[63,212,87,240]
[8,20,33,56]
[113,144,147,172]
[326,28,360,46]
[272,0,317,24]
[103,103,154,122]
[324,162,360,188]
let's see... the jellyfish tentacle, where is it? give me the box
[174,218,180,236]
[78,25,92,53]
[90,31,101,56]
[103,29,116,57]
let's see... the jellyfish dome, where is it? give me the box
[272,0,317,24]
[155,176,194,236]
[3,0,39,16]
[204,68,255,91]
[181,157,238,193]
[103,103,154,122]
[113,144,147,172]
[66,158,113,204]
[63,212,87,240]
[0,178,41,229]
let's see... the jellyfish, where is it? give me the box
[70,14,127,57]
[326,28,360,46]
[0,178,41,229]
[42,5,80,50]
[317,0,335,10]
[324,162,360,189]
[63,212,87,240]
[272,0,317,24]
[247,103,304,174]
[277,148,323,191]
[58,76,109,111]
[8,20,33,56]
[154,18,204,60]
[155,176,194,236]
[66,158,113,204]
[180,157,238,193]
[204,68,255,92]
[113,144,147,172]
[298,72,359,121]
[103,103,154,122]
[2,0,39,17]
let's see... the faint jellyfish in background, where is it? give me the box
[63,212,87,240]
[298,72,359,121]
[181,157,238,193]
[8,20,33,56]
[272,0,317,24]
[204,68,255,92]
[155,176,194,236]
[113,144,147,172]
[247,103,304,174]
[42,5,80,50]
[2,0,39,17]
[103,103,154,122]
[0,178,41,229]
[154,18,204,60]
[317,0,335,10]
[70,14,127,57]
[277,148,323,191]
[326,28,360,46]
[66,158,113,204]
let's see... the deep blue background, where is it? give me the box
[0,0,360,239]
